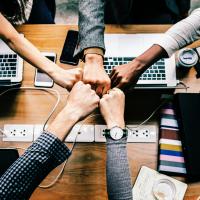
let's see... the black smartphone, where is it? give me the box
[0,148,19,176]
[60,30,79,66]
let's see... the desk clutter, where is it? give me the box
[132,93,200,199]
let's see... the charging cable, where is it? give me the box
[39,113,101,189]
[0,86,61,138]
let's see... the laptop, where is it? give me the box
[104,34,178,89]
[0,39,23,87]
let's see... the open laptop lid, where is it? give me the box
[0,38,23,84]
[174,93,200,182]
[104,34,177,88]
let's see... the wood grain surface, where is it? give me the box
[0,25,199,200]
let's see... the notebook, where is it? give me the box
[174,93,200,181]
[158,98,186,175]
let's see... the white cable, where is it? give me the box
[39,113,101,189]
[0,86,62,188]
[126,99,168,131]
[0,86,61,138]
[176,81,189,92]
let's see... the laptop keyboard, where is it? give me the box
[104,57,166,81]
[0,54,17,78]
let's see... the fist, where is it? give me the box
[64,81,100,121]
[83,54,111,96]
[100,88,125,129]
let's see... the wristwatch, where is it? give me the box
[103,126,128,140]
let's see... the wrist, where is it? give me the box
[131,57,147,71]
[46,63,61,78]
[85,54,103,64]
[106,119,125,129]
[47,111,78,141]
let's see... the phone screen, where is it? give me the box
[60,30,79,65]
[35,55,55,86]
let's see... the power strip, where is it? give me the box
[3,124,158,143]
[3,124,34,142]
[65,124,94,142]
[95,124,158,143]
[33,124,95,142]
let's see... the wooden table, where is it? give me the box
[0,25,200,200]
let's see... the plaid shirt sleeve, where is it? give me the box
[0,131,71,200]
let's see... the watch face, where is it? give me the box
[110,127,124,140]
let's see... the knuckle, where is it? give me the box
[95,95,100,102]
[85,83,91,89]
[121,78,128,84]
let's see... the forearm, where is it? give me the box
[0,132,71,200]
[47,109,78,142]
[6,34,59,77]
[128,44,167,73]
[106,137,132,200]
[75,0,105,56]
[0,14,59,77]
[155,8,200,57]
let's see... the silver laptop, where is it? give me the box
[0,39,23,86]
[104,34,178,89]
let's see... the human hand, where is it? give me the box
[110,44,168,90]
[83,54,111,96]
[63,81,100,120]
[51,67,82,90]
[47,81,100,141]
[99,88,125,129]
[110,59,144,90]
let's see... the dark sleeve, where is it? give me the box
[74,0,105,57]
[0,131,71,200]
[106,137,133,200]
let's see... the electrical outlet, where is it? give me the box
[126,125,157,142]
[95,124,157,143]
[65,124,94,142]
[3,124,34,142]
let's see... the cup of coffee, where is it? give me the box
[177,48,199,68]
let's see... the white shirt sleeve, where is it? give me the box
[155,8,200,57]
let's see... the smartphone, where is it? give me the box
[0,148,19,176]
[34,52,56,87]
[60,30,79,66]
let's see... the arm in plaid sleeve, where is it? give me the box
[0,131,71,200]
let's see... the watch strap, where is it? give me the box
[82,48,104,62]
